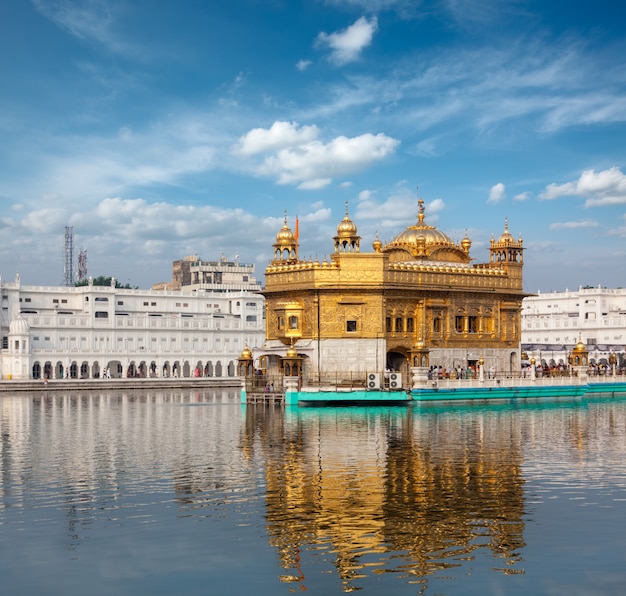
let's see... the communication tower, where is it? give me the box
[78,248,88,282]
[64,226,75,286]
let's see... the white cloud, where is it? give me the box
[234,121,319,156]
[428,198,446,215]
[539,167,626,206]
[257,132,399,188]
[32,0,134,56]
[316,16,378,65]
[296,59,312,71]
[487,182,506,204]
[513,191,530,201]
[549,220,600,230]
[354,186,445,230]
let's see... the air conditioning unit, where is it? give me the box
[389,372,402,389]
[367,373,381,389]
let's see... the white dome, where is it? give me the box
[9,317,30,335]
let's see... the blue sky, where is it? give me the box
[1,0,625,292]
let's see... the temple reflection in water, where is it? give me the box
[3,392,625,594]
[242,405,526,592]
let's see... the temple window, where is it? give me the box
[455,316,464,333]
[468,316,478,333]
[346,320,357,332]
[386,317,392,333]
[407,317,414,332]
[433,317,441,333]
[395,317,403,332]
[289,315,298,329]
[277,316,284,330]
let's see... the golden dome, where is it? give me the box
[389,199,454,249]
[372,232,382,252]
[275,213,295,246]
[240,344,253,360]
[286,344,298,358]
[337,201,357,235]
[461,231,472,252]
[497,218,515,244]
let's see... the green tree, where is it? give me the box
[75,276,136,289]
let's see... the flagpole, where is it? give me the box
[295,215,299,260]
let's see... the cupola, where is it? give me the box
[333,201,361,253]
[272,211,298,264]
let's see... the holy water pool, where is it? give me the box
[1,389,625,595]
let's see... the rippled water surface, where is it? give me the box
[1,390,626,595]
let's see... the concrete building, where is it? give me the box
[522,286,626,370]
[153,255,262,293]
[0,273,265,380]
[259,199,527,384]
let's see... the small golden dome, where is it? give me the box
[497,218,515,244]
[336,201,357,237]
[275,213,295,246]
[574,339,586,352]
[372,232,382,252]
[240,344,253,360]
[286,344,298,358]
[461,231,472,252]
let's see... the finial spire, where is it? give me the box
[345,200,349,217]
[417,198,425,223]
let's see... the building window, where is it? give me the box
[468,316,478,333]
[455,315,464,333]
[395,317,403,332]
[346,320,357,332]
[95,297,108,302]
[289,315,298,329]
[433,317,441,333]
[277,316,284,330]
[407,317,414,332]
[95,311,109,318]
[386,317,392,333]
[246,315,257,322]
[25,298,32,303]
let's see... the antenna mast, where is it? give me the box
[78,248,88,282]
[64,226,75,286]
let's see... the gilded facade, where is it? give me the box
[261,199,526,382]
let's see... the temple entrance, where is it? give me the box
[386,350,409,386]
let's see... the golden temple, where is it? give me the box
[259,194,527,383]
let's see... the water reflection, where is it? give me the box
[244,405,526,592]
[1,391,626,594]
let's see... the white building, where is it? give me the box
[0,274,265,380]
[522,286,626,370]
